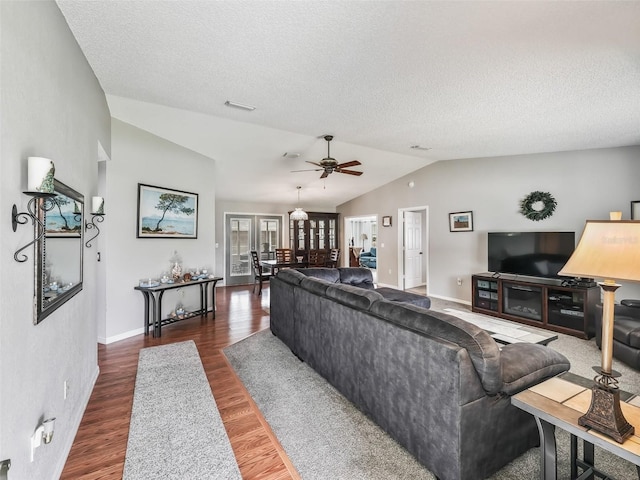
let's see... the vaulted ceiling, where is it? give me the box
[56,1,640,208]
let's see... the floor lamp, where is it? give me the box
[558,216,640,443]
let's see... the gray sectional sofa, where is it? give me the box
[270,267,570,480]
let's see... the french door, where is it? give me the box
[225,214,282,286]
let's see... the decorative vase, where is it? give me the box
[171,262,182,281]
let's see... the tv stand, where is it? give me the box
[472,273,599,339]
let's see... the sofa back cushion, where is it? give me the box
[295,267,340,283]
[275,268,306,285]
[370,300,503,395]
[326,283,383,311]
[338,267,375,289]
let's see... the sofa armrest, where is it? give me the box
[499,343,570,395]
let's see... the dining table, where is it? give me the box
[261,258,308,275]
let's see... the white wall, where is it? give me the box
[0,2,110,478]
[102,120,216,343]
[338,146,640,301]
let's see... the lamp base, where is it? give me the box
[579,369,634,444]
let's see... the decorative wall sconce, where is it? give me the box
[85,196,105,248]
[12,157,56,263]
[30,417,55,462]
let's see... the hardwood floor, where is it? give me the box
[61,285,299,480]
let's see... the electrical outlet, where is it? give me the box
[457,277,462,286]
[64,380,69,400]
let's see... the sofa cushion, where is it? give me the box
[338,267,375,289]
[375,287,431,309]
[300,276,333,297]
[370,300,503,395]
[295,267,340,283]
[325,283,383,311]
[275,268,306,285]
[499,343,571,395]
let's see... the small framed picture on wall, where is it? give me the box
[382,216,392,227]
[449,211,473,232]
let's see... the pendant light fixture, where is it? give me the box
[290,186,308,221]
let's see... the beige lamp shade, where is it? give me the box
[558,220,640,283]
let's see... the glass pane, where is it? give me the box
[309,219,316,249]
[328,219,336,249]
[297,220,305,250]
[230,218,251,276]
[318,219,326,249]
[260,219,278,259]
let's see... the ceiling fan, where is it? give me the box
[291,135,363,179]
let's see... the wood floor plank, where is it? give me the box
[61,285,298,480]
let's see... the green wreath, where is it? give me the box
[520,191,557,221]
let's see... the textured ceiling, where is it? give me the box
[56,1,640,208]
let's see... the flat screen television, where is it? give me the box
[488,231,575,278]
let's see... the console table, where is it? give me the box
[135,276,223,337]
[512,373,640,479]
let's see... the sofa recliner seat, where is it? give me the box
[595,299,640,369]
[270,267,570,480]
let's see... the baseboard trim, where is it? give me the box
[99,327,145,345]
[374,284,469,306]
[429,293,471,305]
[99,306,217,344]
[54,364,100,479]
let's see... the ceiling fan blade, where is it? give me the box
[320,170,330,179]
[305,160,323,167]
[336,160,361,168]
[337,169,363,176]
[291,168,322,173]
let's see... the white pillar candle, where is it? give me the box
[92,196,104,214]
[27,157,55,193]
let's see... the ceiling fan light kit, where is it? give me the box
[291,135,363,179]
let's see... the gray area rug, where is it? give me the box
[224,310,640,479]
[123,341,241,480]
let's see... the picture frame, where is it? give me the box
[382,216,392,227]
[137,184,198,238]
[632,201,640,220]
[449,211,473,232]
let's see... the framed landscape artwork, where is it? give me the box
[46,186,82,237]
[449,211,473,232]
[137,184,198,238]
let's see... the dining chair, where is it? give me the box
[326,248,340,268]
[250,250,271,295]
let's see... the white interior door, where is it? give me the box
[404,211,423,289]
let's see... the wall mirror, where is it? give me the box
[35,179,84,324]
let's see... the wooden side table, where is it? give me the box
[512,375,640,479]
